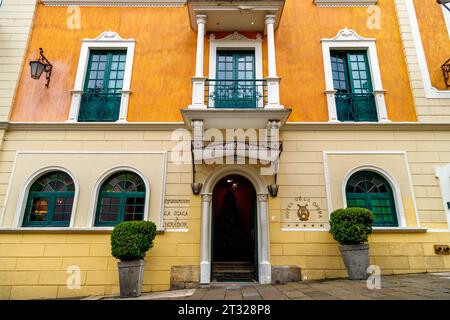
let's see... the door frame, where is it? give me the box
[200,165,271,284]
[210,174,258,281]
[214,51,257,109]
[208,32,264,108]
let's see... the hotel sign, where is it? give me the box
[282,196,329,229]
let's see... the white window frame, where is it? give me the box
[88,166,150,228]
[321,28,389,122]
[435,164,450,230]
[68,31,135,123]
[208,32,264,108]
[14,166,80,228]
[342,165,407,228]
[442,4,450,39]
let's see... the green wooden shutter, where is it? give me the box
[78,50,126,122]
[215,51,256,108]
[331,51,378,122]
[94,172,146,227]
[346,171,399,227]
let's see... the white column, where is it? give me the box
[373,90,390,122]
[258,193,271,284]
[118,90,131,122]
[266,15,277,78]
[195,15,207,78]
[325,89,339,122]
[265,15,282,109]
[200,193,212,284]
[67,90,83,122]
[189,15,208,109]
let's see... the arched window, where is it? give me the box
[95,171,146,227]
[346,170,398,227]
[23,171,75,227]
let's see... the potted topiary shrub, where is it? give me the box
[111,220,157,297]
[329,208,374,280]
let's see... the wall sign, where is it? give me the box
[163,198,189,230]
[282,196,328,229]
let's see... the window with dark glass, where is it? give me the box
[78,50,126,122]
[331,51,378,122]
[346,171,398,227]
[211,51,264,109]
[23,172,75,227]
[95,171,146,227]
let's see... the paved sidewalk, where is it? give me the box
[95,272,450,300]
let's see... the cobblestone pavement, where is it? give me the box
[99,272,450,300]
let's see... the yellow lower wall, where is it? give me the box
[1,127,450,299]
[1,230,449,299]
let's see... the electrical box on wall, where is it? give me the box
[434,245,450,255]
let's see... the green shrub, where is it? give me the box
[329,208,374,245]
[111,221,157,261]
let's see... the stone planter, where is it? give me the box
[339,244,370,280]
[118,259,145,297]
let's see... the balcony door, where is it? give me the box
[78,50,125,122]
[215,51,256,108]
[331,51,377,122]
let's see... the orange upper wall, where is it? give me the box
[11,1,416,122]
[414,0,450,91]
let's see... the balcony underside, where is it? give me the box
[188,0,285,32]
[181,108,291,129]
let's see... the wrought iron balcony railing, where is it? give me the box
[442,58,450,88]
[335,92,378,122]
[204,79,267,109]
[78,90,121,122]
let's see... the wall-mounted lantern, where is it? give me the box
[442,58,450,88]
[29,48,53,88]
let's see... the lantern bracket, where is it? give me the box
[30,48,53,88]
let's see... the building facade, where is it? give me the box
[0,0,449,299]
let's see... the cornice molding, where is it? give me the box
[42,0,186,7]
[6,122,185,131]
[314,0,377,7]
[3,121,450,132]
[282,122,450,131]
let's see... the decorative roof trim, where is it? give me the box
[42,0,186,7]
[314,0,377,7]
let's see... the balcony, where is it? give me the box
[183,1,290,129]
[188,0,285,33]
[335,93,377,122]
[205,79,267,108]
[78,90,121,122]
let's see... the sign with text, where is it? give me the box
[281,196,328,229]
[164,198,190,230]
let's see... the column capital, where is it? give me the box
[196,14,207,25]
[258,194,269,202]
[265,14,276,25]
[202,193,212,203]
